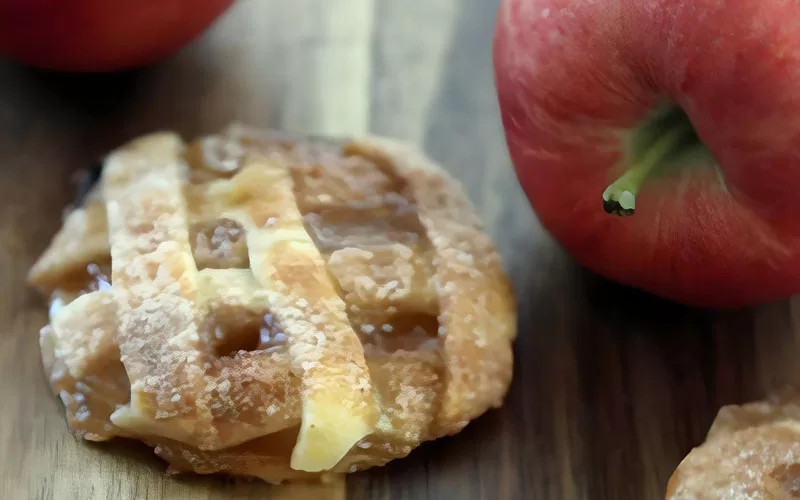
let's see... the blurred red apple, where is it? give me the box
[0,0,234,72]
[493,0,800,308]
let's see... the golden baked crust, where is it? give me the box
[666,391,800,499]
[28,124,516,483]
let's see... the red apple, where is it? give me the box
[493,0,800,308]
[0,0,234,72]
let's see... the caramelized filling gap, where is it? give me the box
[352,311,440,355]
[209,305,288,358]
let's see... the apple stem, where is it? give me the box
[602,125,691,216]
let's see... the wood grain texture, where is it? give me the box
[2,0,800,499]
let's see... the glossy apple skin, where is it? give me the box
[493,0,800,308]
[0,0,234,72]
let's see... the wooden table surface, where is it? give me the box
[3,1,800,499]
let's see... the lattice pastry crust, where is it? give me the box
[666,391,800,499]
[28,124,516,483]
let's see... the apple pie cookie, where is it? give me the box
[666,391,800,499]
[27,124,516,483]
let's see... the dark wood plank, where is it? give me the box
[2,1,799,499]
